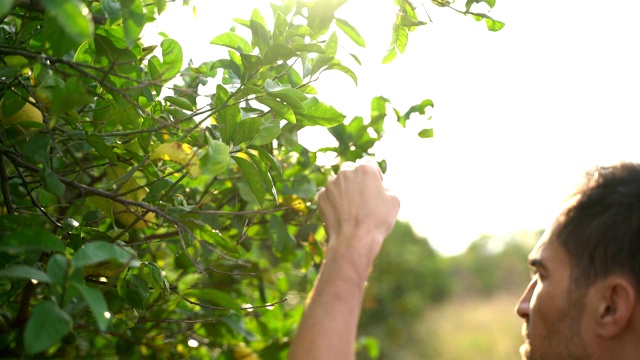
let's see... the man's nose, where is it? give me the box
[515,278,536,319]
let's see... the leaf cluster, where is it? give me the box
[0,0,439,358]
[0,0,500,357]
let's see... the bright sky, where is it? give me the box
[146,0,640,255]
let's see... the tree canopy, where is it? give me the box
[0,0,501,358]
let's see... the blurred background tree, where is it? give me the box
[358,227,539,359]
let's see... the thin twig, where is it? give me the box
[172,287,287,312]
[0,155,15,214]
[190,206,290,216]
[11,160,63,228]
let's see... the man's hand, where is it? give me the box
[288,159,400,360]
[318,159,400,281]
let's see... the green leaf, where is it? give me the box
[290,43,325,54]
[250,16,270,55]
[240,53,262,80]
[42,167,65,197]
[335,18,365,47]
[0,88,28,118]
[273,12,288,42]
[465,0,496,11]
[192,224,239,255]
[155,0,167,14]
[263,43,299,65]
[148,56,163,93]
[248,145,283,181]
[0,265,51,283]
[370,96,390,135]
[120,0,145,45]
[0,228,65,254]
[418,128,434,138]
[0,214,47,232]
[93,33,139,77]
[164,96,194,111]
[310,54,335,77]
[382,46,397,64]
[0,0,14,17]
[257,96,296,124]
[285,25,313,42]
[43,0,93,45]
[142,178,173,204]
[47,254,70,304]
[24,133,51,165]
[393,23,409,53]
[232,155,266,206]
[86,134,117,164]
[214,84,241,143]
[485,18,505,32]
[120,274,148,310]
[398,99,434,127]
[298,97,345,127]
[269,216,296,258]
[72,283,111,331]
[323,62,358,85]
[306,0,349,38]
[184,288,240,311]
[251,117,281,146]
[247,151,277,200]
[232,116,263,145]
[264,80,307,112]
[0,278,10,293]
[24,300,73,355]
[199,134,230,177]
[73,241,140,268]
[231,85,264,100]
[158,39,183,81]
[140,262,169,298]
[49,77,93,116]
[211,32,252,53]
[470,12,505,32]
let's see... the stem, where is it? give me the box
[0,155,15,214]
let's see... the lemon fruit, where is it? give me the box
[232,344,259,360]
[112,201,155,230]
[0,97,43,127]
[106,166,155,229]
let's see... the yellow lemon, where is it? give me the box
[232,344,259,360]
[105,165,155,229]
[112,201,155,229]
[0,97,43,127]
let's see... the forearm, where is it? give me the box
[288,160,399,359]
[288,240,373,360]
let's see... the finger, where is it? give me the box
[355,157,383,180]
[340,161,357,171]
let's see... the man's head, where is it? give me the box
[554,162,640,291]
[516,162,640,360]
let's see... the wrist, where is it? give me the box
[324,229,384,284]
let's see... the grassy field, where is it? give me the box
[411,292,524,360]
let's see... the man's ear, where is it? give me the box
[592,276,637,338]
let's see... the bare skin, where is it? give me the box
[515,225,640,360]
[287,159,400,360]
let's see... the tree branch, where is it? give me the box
[0,155,15,215]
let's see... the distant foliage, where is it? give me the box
[357,221,451,359]
[446,231,541,297]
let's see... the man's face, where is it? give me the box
[515,230,592,360]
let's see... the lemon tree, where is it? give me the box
[0,0,501,358]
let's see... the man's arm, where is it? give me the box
[288,160,400,360]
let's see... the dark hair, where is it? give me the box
[553,162,640,290]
